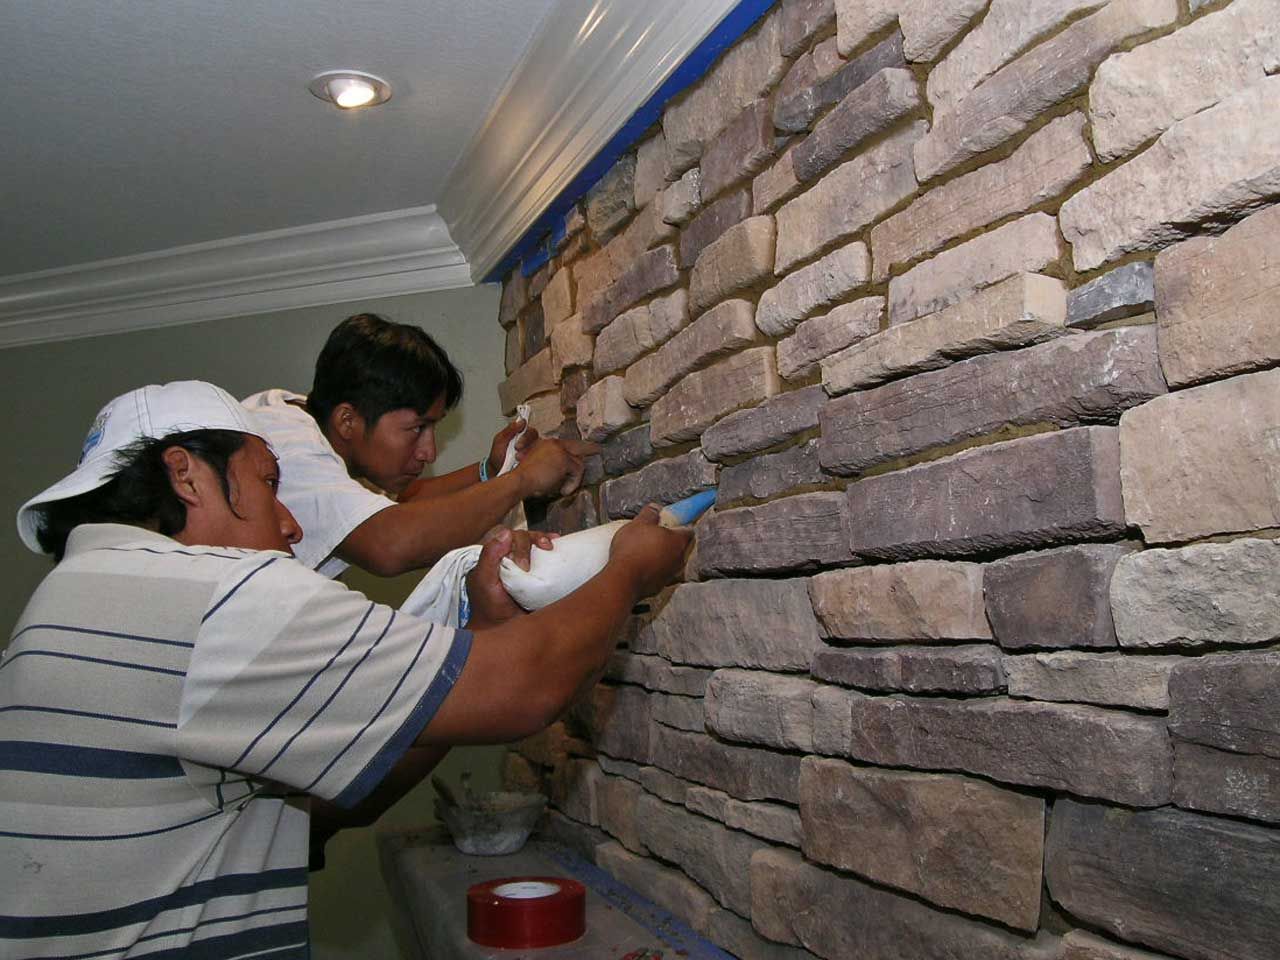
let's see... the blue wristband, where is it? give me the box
[479,458,490,482]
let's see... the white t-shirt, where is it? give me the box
[0,523,471,959]
[242,389,393,578]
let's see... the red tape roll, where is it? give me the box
[466,876,587,948]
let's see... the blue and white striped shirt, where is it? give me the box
[0,524,471,959]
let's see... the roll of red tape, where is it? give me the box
[466,876,587,948]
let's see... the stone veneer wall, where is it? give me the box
[491,2,1280,958]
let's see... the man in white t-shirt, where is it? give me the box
[244,313,596,579]
[2,380,687,959]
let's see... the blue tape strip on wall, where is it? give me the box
[487,0,777,285]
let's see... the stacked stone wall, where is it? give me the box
[494,1,1280,957]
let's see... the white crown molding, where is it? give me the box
[440,0,740,283]
[0,206,472,349]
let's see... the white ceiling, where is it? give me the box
[0,0,558,275]
[0,0,746,347]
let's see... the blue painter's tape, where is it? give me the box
[541,842,737,960]
[484,0,777,285]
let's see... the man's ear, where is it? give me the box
[161,446,203,507]
[332,402,362,441]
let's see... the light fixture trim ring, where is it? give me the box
[308,70,393,109]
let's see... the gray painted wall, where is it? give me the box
[0,285,507,959]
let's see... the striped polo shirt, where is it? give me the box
[0,523,471,959]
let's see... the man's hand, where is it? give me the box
[608,504,693,601]
[486,419,538,479]
[465,526,557,628]
[514,436,600,498]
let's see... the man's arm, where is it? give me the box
[417,506,691,746]
[335,437,595,576]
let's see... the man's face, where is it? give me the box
[347,394,447,495]
[222,436,303,553]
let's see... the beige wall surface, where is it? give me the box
[0,284,506,960]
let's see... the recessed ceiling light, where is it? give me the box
[308,70,392,109]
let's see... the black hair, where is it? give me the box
[35,429,248,562]
[305,313,464,431]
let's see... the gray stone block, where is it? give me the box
[719,440,824,505]
[792,68,921,183]
[812,645,1006,695]
[821,689,1173,806]
[1066,261,1155,329]
[1046,800,1280,960]
[701,385,827,461]
[601,448,717,519]
[649,726,801,803]
[846,427,1126,560]
[819,326,1167,475]
[699,493,854,575]
[986,543,1138,651]
[680,188,751,269]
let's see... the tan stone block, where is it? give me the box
[596,842,718,933]
[576,375,638,444]
[800,759,1045,930]
[586,154,636,241]
[541,266,574,330]
[825,273,1066,394]
[752,143,802,215]
[498,269,527,330]
[606,202,678,277]
[1155,202,1280,388]
[573,246,618,312]
[1060,930,1184,960]
[650,346,781,446]
[633,131,669,209]
[781,0,837,58]
[689,216,777,314]
[810,560,991,641]
[644,578,824,671]
[1004,651,1180,712]
[497,347,556,415]
[778,296,882,381]
[871,113,1090,281]
[927,0,1107,113]
[663,9,786,174]
[549,313,594,377]
[524,392,566,438]
[1061,76,1280,271]
[1119,368,1280,544]
[624,299,759,408]
[775,122,922,274]
[504,324,521,375]
[1112,539,1280,651]
[914,0,1179,182]
[660,167,702,226]
[758,242,871,338]
[751,847,1059,958]
[593,292,689,377]
[886,213,1063,327]
[1091,0,1280,163]
[835,0,986,62]
[705,669,818,752]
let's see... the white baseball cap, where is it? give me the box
[17,380,268,553]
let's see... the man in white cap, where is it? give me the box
[0,380,688,960]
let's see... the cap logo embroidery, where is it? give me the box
[79,411,109,465]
